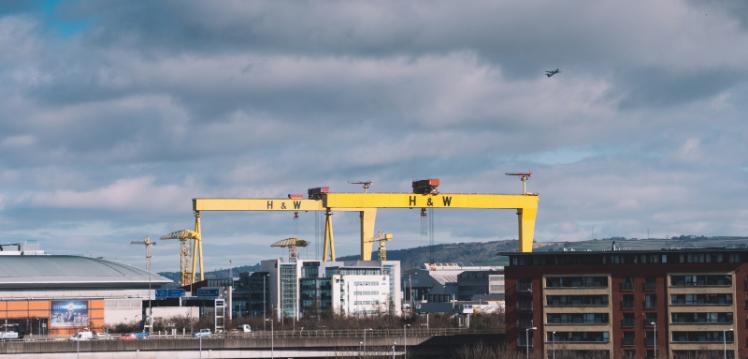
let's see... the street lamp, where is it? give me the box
[265,318,274,359]
[363,328,373,355]
[525,326,537,359]
[650,321,657,359]
[403,323,411,359]
[724,328,734,359]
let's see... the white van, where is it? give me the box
[70,329,94,341]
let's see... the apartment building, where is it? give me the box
[502,249,748,359]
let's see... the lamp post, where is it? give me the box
[650,321,657,359]
[525,326,537,359]
[262,274,268,330]
[404,323,410,359]
[552,331,556,359]
[265,318,274,359]
[363,328,373,355]
[724,328,734,359]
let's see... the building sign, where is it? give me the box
[50,300,89,328]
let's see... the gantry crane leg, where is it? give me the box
[322,209,336,262]
[517,207,537,252]
[191,211,205,283]
[359,208,377,261]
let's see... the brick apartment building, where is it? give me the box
[502,249,748,359]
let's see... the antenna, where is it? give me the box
[349,180,373,193]
[505,171,532,194]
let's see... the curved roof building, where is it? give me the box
[0,255,171,289]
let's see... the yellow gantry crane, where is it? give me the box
[187,178,539,285]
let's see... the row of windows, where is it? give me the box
[672,331,734,343]
[547,313,608,324]
[510,252,742,266]
[671,274,731,287]
[672,312,732,324]
[547,331,609,343]
[671,294,732,306]
[547,295,608,307]
[546,276,608,288]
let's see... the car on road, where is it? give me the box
[0,330,18,340]
[193,328,212,338]
[70,329,94,341]
[119,331,149,341]
[95,332,113,340]
[230,324,251,333]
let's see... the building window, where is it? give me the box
[621,295,634,309]
[548,331,609,343]
[644,294,656,309]
[643,277,656,291]
[546,295,609,307]
[671,312,732,324]
[620,277,633,291]
[545,276,608,288]
[671,294,732,306]
[547,313,609,325]
[672,331,734,343]
[621,313,634,328]
[622,331,635,346]
[518,278,533,292]
[671,274,731,287]
[673,351,734,359]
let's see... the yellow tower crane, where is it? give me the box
[366,232,393,261]
[160,229,199,286]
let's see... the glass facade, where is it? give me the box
[279,263,297,318]
[299,278,331,317]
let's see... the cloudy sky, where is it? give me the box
[1,0,747,272]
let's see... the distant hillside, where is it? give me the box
[160,236,748,280]
[337,240,518,269]
[159,264,260,283]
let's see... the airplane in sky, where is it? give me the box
[545,68,560,77]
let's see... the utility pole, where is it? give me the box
[131,237,156,333]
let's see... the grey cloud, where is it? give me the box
[616,67,741,109]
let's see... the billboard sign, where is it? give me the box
[50,300,89,328]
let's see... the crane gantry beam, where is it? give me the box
[188,185,540,284]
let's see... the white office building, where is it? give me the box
[262,258,402,319]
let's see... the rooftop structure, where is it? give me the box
[0,255,171,289]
